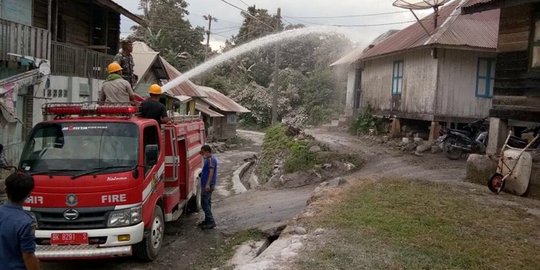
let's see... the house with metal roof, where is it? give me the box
[195,85,249,141]
[132,42,249,141]
[0,0,143,164]
[461,0,540,155]
[132,41,207,99]
[332,0,500,139]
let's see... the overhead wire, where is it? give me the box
[235,0,250,7]
[284,10,410,19]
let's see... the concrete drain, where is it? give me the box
[256,224,286,257]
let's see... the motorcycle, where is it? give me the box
[441,118,489,160]
[507,126,540,149]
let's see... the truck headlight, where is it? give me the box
[107,206,142,227]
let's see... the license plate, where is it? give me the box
[50,233,89,245]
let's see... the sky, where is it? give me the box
[113,0,433,50]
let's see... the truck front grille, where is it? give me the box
[32,207,114,230]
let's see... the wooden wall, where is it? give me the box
[32,0,120,55]
[360,49,438,119]
[436,49,494,119]
[492,3,540,122]
[213,113,237,141]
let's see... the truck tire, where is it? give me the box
[134,206,164,261]
[187,180,202,214]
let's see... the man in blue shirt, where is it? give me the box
[199,145,217,230]
[0,172,40,270]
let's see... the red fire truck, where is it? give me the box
[18,102,205,260]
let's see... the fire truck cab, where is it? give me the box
[19,102,205,260]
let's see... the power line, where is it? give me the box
[220,0,275,30]
[235,0,250,7]
[285,10,410,19]
[212,26,241,31]
[285,17,415,27]
[212,28,239,34]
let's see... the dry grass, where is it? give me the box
[296,178,540,270]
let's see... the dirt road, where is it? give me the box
[41,128,474,270]
[308,128,466,182]
[43,130,314,270]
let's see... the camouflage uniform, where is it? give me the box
[113,53,136,87]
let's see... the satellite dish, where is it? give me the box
[392,0,452,34]
[393,0,452,10]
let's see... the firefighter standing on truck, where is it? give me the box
[99,62,135,105]
[140,84,170,124]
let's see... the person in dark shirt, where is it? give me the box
[140,84,170,125]
[0,172,40,270]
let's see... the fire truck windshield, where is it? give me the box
[19,122,139,176]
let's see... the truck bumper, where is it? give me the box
[35,222,144,259]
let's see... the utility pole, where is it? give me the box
[203,15,218,61]
[271,8,281,125]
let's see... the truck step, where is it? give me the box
[165,208,183,222]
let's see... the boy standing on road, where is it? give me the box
[199,145,217,230]
[0,172,40,270]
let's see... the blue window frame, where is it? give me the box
[476,58,496,98]
[392,60,404,95]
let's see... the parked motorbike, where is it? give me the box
[441,118,489,160]
[507,126,540,149]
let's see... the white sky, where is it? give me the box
[113,0,433,50]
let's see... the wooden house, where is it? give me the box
[131,41,207,115]
[332,0,499,140]
[195,86,249,142]
[462,0,540,154]
[0,0,142,164]
[131,41,250,141]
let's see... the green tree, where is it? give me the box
[204,7,352,128]
[131,0,206,71]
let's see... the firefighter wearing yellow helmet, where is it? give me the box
[98,62,135,105]
[140,84,170,125]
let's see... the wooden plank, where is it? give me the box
[493,96,540,106]
[498,31,530,46]
[490,106,540,122]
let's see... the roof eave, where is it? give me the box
[95,0,145,26]
[462,0,540,14]
[358,44,496,62]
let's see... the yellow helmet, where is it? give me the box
[148,84,162,95]
[107,62,122,74]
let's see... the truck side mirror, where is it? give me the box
[145,144,159,167]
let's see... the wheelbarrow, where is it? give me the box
[488,131,539,195]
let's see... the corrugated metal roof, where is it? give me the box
[130,42,205,97]
[461,0,498,14]
[195,101,224,118]
[174,95,193,103]
[331,30,400,66]
[356,0,499,61]
[132,52,158,80]
[197,86,250,113]
[161,58,207,98]
[462,0,494,7]
[96,0,145,26]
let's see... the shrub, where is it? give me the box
[350,106,380,135]
[257,125,290,181]
[283,141,316,173]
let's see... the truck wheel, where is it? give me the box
[187,180,202,214]
[134,206,164,261]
